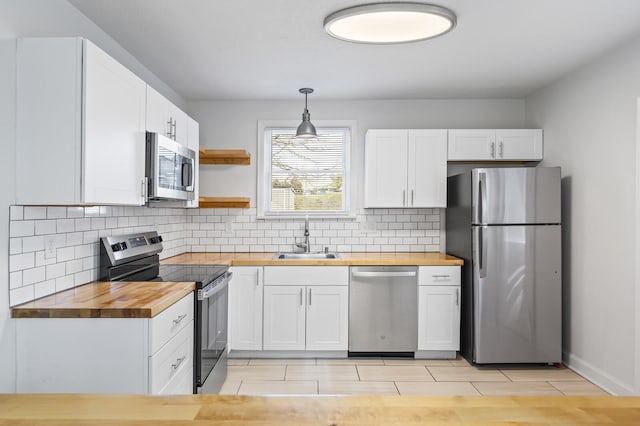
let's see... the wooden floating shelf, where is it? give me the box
[198,197,250,209]
[199,149,251,165]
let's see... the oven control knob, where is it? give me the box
[150,235,163,244]
[111,243,122,252]
[121,241,128,250]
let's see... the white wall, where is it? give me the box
[0,40,17,392]
[0,0,188,392]
[189,99,527,204]
[526,34,640,395]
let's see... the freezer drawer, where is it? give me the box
[349,266,418,352]
[472,224,561,363]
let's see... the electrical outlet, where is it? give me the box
[44,236,56,259]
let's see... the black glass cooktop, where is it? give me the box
[156,264,228,287]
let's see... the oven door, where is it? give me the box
[146,132,195,201]
[195,272,230,391]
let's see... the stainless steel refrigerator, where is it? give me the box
[446,167,562,364]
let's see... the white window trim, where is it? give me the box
[257,119,357,219]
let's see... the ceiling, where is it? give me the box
[69,0,640,101]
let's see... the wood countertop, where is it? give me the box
[162,251,464,266]
[11,281,195,319]
[0,394,638,424]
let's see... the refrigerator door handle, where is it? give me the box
[477,172,487,224]
[478,226,487,278]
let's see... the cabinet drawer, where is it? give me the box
[150,293,194,354]
[149,320,193,394]
[264,266,349,286]
[418,266,460,286]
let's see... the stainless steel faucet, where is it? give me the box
[295,215,311,252]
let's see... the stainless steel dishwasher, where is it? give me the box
[349,266,418,354]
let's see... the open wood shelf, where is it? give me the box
[199,149,251,165]
[198,197,250,209]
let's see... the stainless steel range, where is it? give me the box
[99,231,230,394]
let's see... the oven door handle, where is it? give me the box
[199,272,232,300]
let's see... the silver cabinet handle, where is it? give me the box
[499,141,504,158]
[308,288,312,306]
[141,177,148,202]
[171,356,186,370]
[456,288,459,307]
[411,189,414,206]
[256,268,260,287]
[402,190,406,206]
[299,288,303,306]
[490,142,495,158]
[171,118,177,141]
[166,118,173,138]
[173,314,187,325]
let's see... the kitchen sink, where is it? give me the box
[273,252,340,260]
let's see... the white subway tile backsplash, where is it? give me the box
[10,271,22,289]
[46,263,66,280]
[24,206,47,220]
[9,238,22,255]
[10,286,35,306]
[10,220,34,237]
[10,253,35,272]
[34,280,56,299]
[35,220,57,235]
[56,219,75,233]
[47,207,67,219]
[9,203,441,306]
[23,266,46,285]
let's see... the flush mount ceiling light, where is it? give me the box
[323,2,456,44]
[295,88,317,139]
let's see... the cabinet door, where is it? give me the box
[186,116,200,208]
[82,40,147,205]
[263,286,305,351]
[146,85,188,145]
[447,130,496,160]
[305,286,348,351]
[229,267,263,351]
[496,129,543,160]
[408,130,447,208]
[364,130,408,207]
[418,286,460,351]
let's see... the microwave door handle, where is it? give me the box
[182,161,193,188]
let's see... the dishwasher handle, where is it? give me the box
[351,271,417,278]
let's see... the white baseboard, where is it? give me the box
[564,351,634,395]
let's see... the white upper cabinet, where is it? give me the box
[364,129,447,208]
[146,85,188,146]
[448,129,543,161]
[16,38,147,205]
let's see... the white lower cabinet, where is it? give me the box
[416,266,461,358]
[262,266,349,352]
[16,293,194,394]
[228,267,263,351]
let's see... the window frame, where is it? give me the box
[257,120,356,219]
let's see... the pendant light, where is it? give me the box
[324,2,456,44]
[295,88,317,139]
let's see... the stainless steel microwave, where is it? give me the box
[145,132,196,201]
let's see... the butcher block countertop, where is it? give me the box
[11,281,195,319]
[162,251,464,266]
[1,394,638,425]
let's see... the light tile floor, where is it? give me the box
[219,356,609,396]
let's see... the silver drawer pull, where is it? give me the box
[431,275,451,279]
[171,356,186,370]
[172,314,187,325]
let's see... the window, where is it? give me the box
[258,121,353,217]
